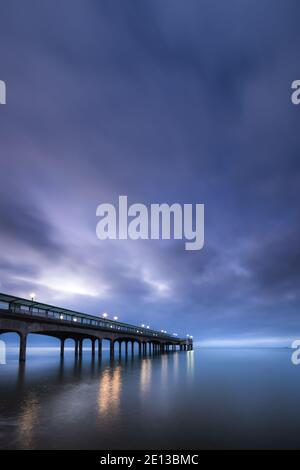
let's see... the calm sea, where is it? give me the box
[0,348,299,450]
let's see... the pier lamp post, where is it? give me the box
[102,312,108,318]
[113,316,118,321]
[29,292,36,313]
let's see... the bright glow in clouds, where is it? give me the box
[142,269,171,297]
[15,271,109,298]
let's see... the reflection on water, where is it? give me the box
[140,359,152,396]
[98,366,122,417]
[18,392,40,449]
[186,350,195,380]
[161,353,169,388]
[1,348,300,449]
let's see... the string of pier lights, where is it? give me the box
[101,313,180,338]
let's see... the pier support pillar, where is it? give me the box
[110,340,114,358]
[19,333,27,362]
[91,339,95,358]
[60,338,65,358]
[125,341,128,356]
[75,339,79,357]
[138,342,141,355]
[98,339,102,359]
[79,339,83,357]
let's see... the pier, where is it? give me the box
[0,293,193,361]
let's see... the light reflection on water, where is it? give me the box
[18,392,40,449]
[1,348,300,449]
[140,359,152,397]
[98,366,122,418]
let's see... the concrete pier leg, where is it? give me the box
[91,339,95,358]
[110,340,114,358]
[125,341,128,356]
[98,339,102,359]
[75,339,79,357]
[138,342,141,355]
[119,341,122,357]
[19,333,27,362]
[60,339,65,358]
[79,339,83,357]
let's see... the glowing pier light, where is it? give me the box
[30,292,36,301]
[102,313,108,318]
[113,316,118,321]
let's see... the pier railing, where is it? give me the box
[0,293,186,343]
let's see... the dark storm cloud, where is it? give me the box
[245,227,300,296]
[0,193,63,259]
[0,0,299,343]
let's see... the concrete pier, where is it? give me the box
[0,292,193,362]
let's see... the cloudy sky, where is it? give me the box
[0,1,299,346]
